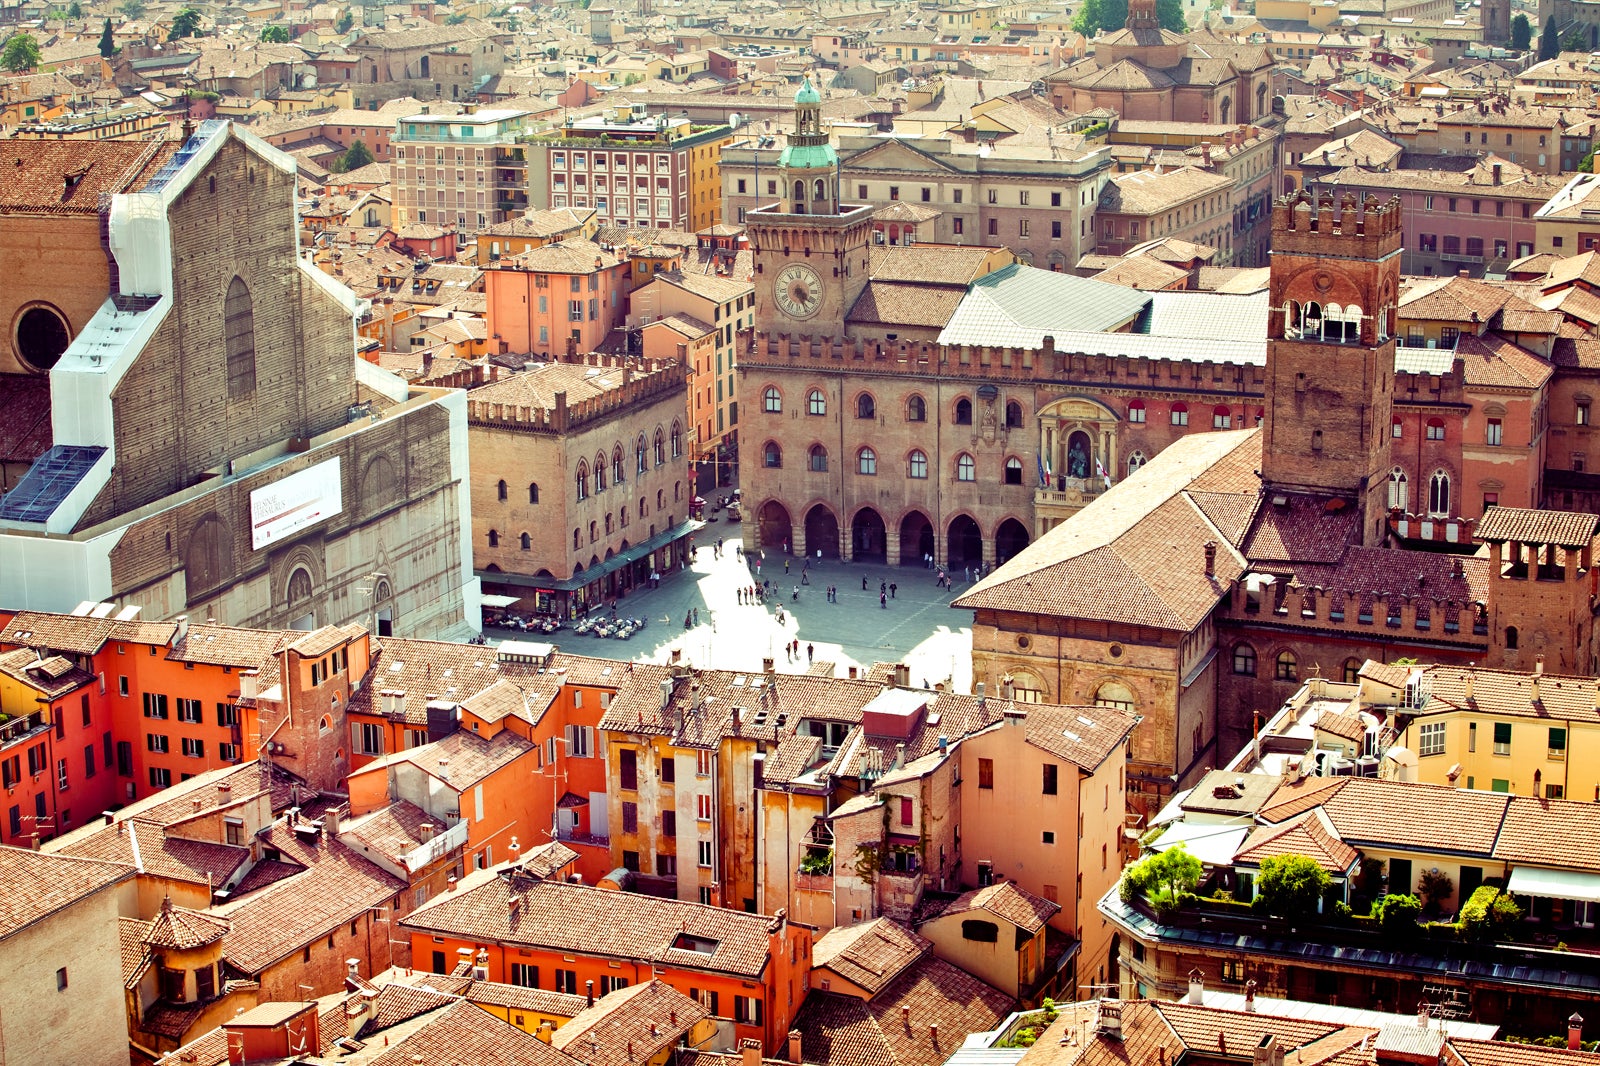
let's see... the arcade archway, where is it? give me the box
[995,518,1030,566]
[805,504,840,558]
[851,507,887,562]
[900,511,934,566]
[758,501,792,552]
[947,515,983,571]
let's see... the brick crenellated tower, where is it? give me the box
[1262,192,1403,546]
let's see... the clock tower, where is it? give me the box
[748,78,875,337]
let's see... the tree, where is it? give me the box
[336,9,353,32]
[1460,885,1523,941]
[260,23,288,42]
[1415,868,1453,913]
[99,17,115,56]
[118,0,146,19]
[1072,0,1184,38]
[1582,148,1598,173]
[1539,19,1561,59]
[1374,893,1422,933]
[337,138,374,172]
[1562,27,1589,51]
[67,1,82,16]
[1253,854,1330,920]
[1121,845,1203,908]
[167,7,201,39]
[1511,13,1532,49]
[0,32,43,72]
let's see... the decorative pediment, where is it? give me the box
[843,139,964,174]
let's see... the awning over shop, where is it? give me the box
[1151,822,1250,867]
[1506,866,1600,903]
[476,520,705,593]
[480,594,521,608]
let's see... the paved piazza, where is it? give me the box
[489,527,975,691]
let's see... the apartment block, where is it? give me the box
[631,270,755,466]
[525,104,734,234]
[391,105,536,236]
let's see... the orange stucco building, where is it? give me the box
[484,240,629,358]
[402,872,813,1055]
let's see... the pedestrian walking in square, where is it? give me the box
[862,575,869,591]
[807,644,814,664]
[880,591,887,608]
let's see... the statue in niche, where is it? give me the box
[981,399,997,442]
[1067,433,1091,479]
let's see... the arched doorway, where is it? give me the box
[805,504,840,558]
[899,511,934,566]
[947,515,982,570]
[995,518,1030,566]
[758,501,792,551]
[851,507,887,563]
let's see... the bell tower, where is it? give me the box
[1262,192,1402,546]
[747,78,875,337]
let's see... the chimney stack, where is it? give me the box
[1571,1014,1586,1051]
[1187,968,1204,1005]
[788,1030,803,1063]
[1244,980,1257,1012]
[1464,667,1475,702]
[586,980,595,1007]
[323,810,341,838]
[741,1038,763,1066]
[1204,541,1217,577]
[661,678,674,709]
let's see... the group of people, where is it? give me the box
[783,639,814,664]
[737,583,770,605]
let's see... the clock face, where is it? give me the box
[773,264,824,320]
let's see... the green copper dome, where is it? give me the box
[794,77,821,105]
[778,142,836,169]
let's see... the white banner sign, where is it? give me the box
[250,458,343,550]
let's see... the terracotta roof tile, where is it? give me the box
[812,919,930,995]
[364,983,461,1033]
[917,881,1059,934]
[122,916,153,987]
[1493,796,1600,872]
[867,244,1002,286]
[401,876,782,979]
[144,895,230,949]
[368,729,535,791]
[0,139,177,215]
[1024,704,1138,771]
[0,845,133,939]
[367,1000,569,1066]
[551,981,709,1066]
[792,955,1013,1066]
[216,821,403,975]
[1261,777,1510,856]
[1454,333,1554,391]
[1476,506,1598,547]
[956,431,1261,632]
[169,624,297,667]
[1236,811,1359,872]
[0,611,120,655]
[339,801,437,867]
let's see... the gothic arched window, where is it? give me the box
[225,276,257,398]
